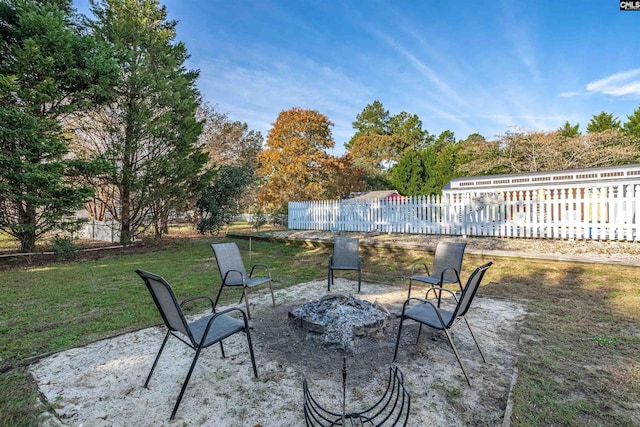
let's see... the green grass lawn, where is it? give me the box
[0,233,639,426]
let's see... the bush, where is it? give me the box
[51,235,79,261]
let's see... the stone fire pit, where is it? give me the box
[288,294,390,352]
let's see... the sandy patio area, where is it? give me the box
[32,278,527,426]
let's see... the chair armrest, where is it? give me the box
[425,287,458,299]
[401,297,429,309]
[197,306,250,346]
[249,264,271,278]
[212,306,250,324]
[180,295,216,312]
[425,286,459,307]
[400,297,448,327]
[439,267,462,291]
[222,269,246,284]
[410,261,430,276]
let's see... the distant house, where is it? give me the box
[343,190,406,202]
[441,164,640,230]
[442,164,640,196]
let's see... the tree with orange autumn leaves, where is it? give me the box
[257,108,365,211]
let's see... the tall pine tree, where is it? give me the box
[78,0,209,244]
[0,0,117,252]
[624,106,640,142]
[587,111,621,133]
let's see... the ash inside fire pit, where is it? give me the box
[288,294,390,352]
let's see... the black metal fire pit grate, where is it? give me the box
[303,358,410,426]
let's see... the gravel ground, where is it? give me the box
[33,278,526,426]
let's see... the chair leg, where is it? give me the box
[213,284,225,309]
[392,317,406,362]
[463,317,486,362]
[144,331,171,387]
[170,346,204,420]
[416,324,423,343]
[218,341,226,358]
[443,329,472,386]
[327,265,331,291]
[407,278,413,299]
[243,287,252,320]
[268,280,275,307]
[245,329,259,378]
[435,286,443,308]
[357,268,361,293]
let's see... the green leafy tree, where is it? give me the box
[431,132,460,195]
[623,106,640,142]
[0,0,117,252]
[345,100,390,147]
[346,101,393,176]
[387,111,430,153]
[587,111,621,133]
[196,165,253,234]
[430,132,461,194]
[558,121,581,138]
[78,0,209,244]
[390,150,430,196]
[390,130,462,196]
[433,130,455,149]
[346,101,431,189]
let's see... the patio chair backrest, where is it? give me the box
[135,269,194,345]
[333,237,360,267]
[212,243,248,285]
[449,262,493,324]
[431,241,467,282]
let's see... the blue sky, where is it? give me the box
[73,1,640,155]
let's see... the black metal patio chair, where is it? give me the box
[328,237,362,292]
[211,242,275,319]
[393,262,493,385]
[407,241,466,298]
[135,269,258,420]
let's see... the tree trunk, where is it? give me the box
[120,166,133,246]
[120,121,135,246]
[161,213,169,235]
[18,205,37,253]
[19,234,36,254]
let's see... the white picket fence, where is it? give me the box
[288,184,640,241]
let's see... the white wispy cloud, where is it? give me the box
[368,28,468,111]
[191,46,371,148]
[586,69,640,96]
[559,91,584,98]
[500,0,543,86]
